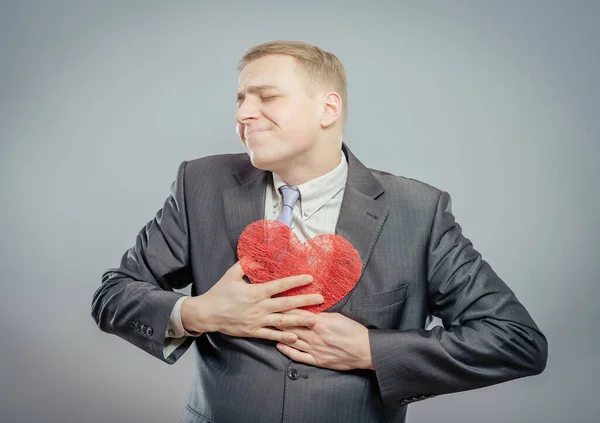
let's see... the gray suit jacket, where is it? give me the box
[92,143,547,422]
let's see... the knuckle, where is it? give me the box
[246,290,260,303]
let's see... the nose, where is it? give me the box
[235,97,260,125]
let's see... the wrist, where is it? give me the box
[359,328,375,370]
[181,295,214,334]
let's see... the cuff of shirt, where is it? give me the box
[165,296,203,338]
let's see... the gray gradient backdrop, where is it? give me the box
[1,1,598,422]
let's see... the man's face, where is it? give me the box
[236,55,322,172]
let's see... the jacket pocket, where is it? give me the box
[350,284,408,310]
[346,284,408,329]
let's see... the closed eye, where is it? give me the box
[261,96,276,102]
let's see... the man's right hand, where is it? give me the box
[180,260,323,343]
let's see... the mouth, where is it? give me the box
[245,128,270,139]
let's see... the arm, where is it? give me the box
[369,191,548,405]
[91,161,194,364]
[91,159,326,363]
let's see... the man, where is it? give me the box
[92,41,547,422]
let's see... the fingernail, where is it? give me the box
[304,275,313,282]
[315,295,324,303]
[305,318,316,325]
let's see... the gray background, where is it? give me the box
[1,1,598,422]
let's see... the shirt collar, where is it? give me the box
[272,152,348,219]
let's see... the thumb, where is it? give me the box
[238,256,267,278]
[229,259,247,279]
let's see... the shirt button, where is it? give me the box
[168,329,175,337]
[273,202,279,208]
[287,369,299,380]
[303,210,310,217]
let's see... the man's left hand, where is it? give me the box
[274,310,375,371]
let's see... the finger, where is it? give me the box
[265,313,316,328]
[274,337,311,352]
[252,327,298,344]
[276,343,319,366]
[281,309,316,317]
[266,294,324,313]
[262,274,314,297]
[280,326,313,342]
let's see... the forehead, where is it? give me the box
[238,55,301,89]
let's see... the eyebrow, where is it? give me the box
[237,85,280,102]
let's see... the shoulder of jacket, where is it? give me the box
[185,152,249,170]
[368,167,443,197]
[175,152,250,190]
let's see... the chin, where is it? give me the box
[251,151,293,174]
[246,149,276,171]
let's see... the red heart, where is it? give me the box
[237,220,362,313]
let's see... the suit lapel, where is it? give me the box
[223,160,269,256]
[329,143,389,311]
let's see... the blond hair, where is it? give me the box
[238,40,348,125]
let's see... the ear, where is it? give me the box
[319,91,342,129]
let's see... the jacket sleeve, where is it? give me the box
[369,191,548,406]
[91,161,195,364]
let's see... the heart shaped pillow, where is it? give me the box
[237,220,362,313]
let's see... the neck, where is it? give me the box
[274,139,343,186]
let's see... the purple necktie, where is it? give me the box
[276,185,300,227]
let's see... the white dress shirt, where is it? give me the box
[163,152,349,358]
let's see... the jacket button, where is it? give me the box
[287,369,299,380]
[146,326,153,336]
